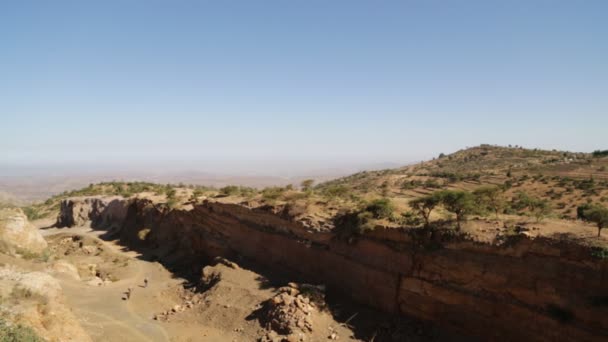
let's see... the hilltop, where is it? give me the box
[21,145,608,248]
[5,144,608,341]
[318,144,608,212]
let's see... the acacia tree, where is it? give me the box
[439,190,475,230]
[581,205,608,237]
[577,203,593,220]
[409,193,442,228]
[473,185,505,219]
[528,198,552,222]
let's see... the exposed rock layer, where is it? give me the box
[58,198,608,341]
[56,196,127,229]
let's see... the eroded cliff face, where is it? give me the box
[58,197,608,341]
[56,196,128,229]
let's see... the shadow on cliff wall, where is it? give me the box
[52,199,477,341]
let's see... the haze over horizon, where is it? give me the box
[2,1,607,176]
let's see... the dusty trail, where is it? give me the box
[37,223,363,342]
[42,226,175,342]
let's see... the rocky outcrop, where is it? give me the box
[56,196,128,229]
[0,265,92,342]
[58,197,608,341]
[0,208,47,254]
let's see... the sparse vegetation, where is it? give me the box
[473,185,505,219]
[364,198,395,220]
[592,150,608,158]
[21,181,219,220]
[262,187,286,202]
[529,198,552,222]
[333,210,375,239]
[321,185,350,200]
[579,204,608,237]
[0,319,44,342]
[14,145,608,250]
[219,185,240,196]
[509,191,552,221]
[439,190,476,230]
[409,193,442,228]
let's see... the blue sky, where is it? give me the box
[1,1,607,172]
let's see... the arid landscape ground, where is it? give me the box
[1,145,608,341]
[0,208,442,342]
[3,1,607,340]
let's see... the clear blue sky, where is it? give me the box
[1,1,607,171]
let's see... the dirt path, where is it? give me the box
[42,226,177,342]
[38,225,363,342]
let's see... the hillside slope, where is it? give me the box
[317,144,608,220]
[22,145,608,248]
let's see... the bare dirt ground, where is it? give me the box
[40,225,175,341]
[37,223,365,342]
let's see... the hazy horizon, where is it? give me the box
[2,1,607,171]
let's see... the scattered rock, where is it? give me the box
[86,276,104,287]
[81,245,99,255]
[260,283,325,337]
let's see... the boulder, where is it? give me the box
[0,208,47,254]
[50,260,81,280]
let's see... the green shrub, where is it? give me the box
[509,192,552,222]
[473,185,505,219]
[409,193,442,227]
[261,187,285,201]
[364,198,395,220]
[423,179,442,189]
[333,211,375,240]
[166,198,179,209]
[400,211,423,226]
[300,179,314,191]
[16,248,40,260]
[322,185,350,199]
[0,319,44,342]
[592,150,608,157]
[401,179,422,190]
[239,187,258,198]
[192,188,204,198]
[577,203,593,220]
[579,204,608,237]
[219,185,240,196]
[439,190,476,229]
[590,247,608,259]
[165,188,177,198]
[21,207,45,221]
[529,198,552,222]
